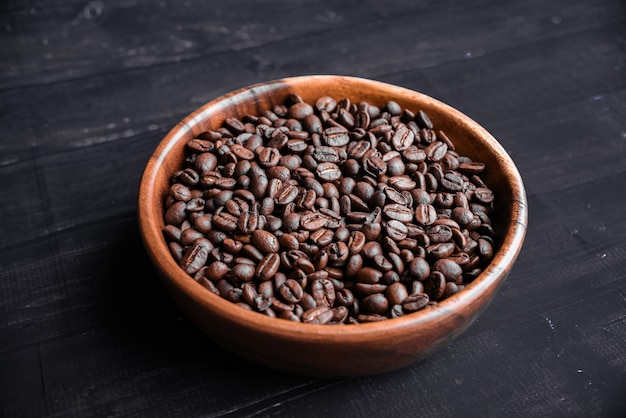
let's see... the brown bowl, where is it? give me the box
[137,75,528,378]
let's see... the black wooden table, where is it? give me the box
[2,1,625,416]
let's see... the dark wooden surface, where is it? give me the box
[1,1,625,416]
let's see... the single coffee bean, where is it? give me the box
[355,282,388,295]
[414,203,437,226]
[423,271,446,301]
[300,211,328,231]
[279,279,304,304]
[251,230,280,254]
[402,293,430,312]
[361,293,389,315]
[302,306,334,324]
[179,238,212,274]
[474,187,495,204]
[255,252,280,281]
[427,224,453,243]
[385,282,409,305]
[408,257,431,281]
[347,230,366,254]
[383,204,414,223]
[316,162,343,182]
[427,242,455,259]
[326,241,349,266]
[432,258,463,282]
[387,175,416,192]
[362,241,384,259]
[356,266,384,284]
[205,260,229,281]
[373,255,394,272]
[385,220,409,241]
[330,305,349,323]
[310,278,336,307]
[344,254,364,279]
[322,126,350,147]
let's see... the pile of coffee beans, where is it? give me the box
[162,93,496,324]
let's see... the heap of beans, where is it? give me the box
[162,93,496,324]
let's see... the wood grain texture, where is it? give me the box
[1,0,625,416]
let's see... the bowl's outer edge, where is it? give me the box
[137,75,528,377]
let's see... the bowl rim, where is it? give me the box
[138,74,528,340]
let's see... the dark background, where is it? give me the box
[1,1,625,417]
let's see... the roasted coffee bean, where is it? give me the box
[425,141,448,162]
[170,183,192,202]
[427,224,453,243]
[432,258,463,282]
[310,278,336,307]
[356,267,383,284]
[315,96,337,112]
[427,242,455,259]
[322,127,350,147]
[335,288,355,307]
[458,161,485,175]
[302,306,334,324]
[387,175,416,192]
[250,230,279,254]
[440,172,464,191]
[275,184,299,205]
[167,241,185,263]
[278,233,299,250]
[385,282,409,305]
[300,211,328,231]
[295,256,316,274]
[241,283,258,306]
[391,123,415,151]
[238,210,259,234]
[316,162,342,182]
[387,252,405,276]
[363,152,387,177]
[256,252,280,281]
[344,254,364,279]
[338,226,356,242]
[372,255,393,272]
[362,241,384,259]
[330,306,349,323]
[203,261,229,284]
[478,238,494,260]
[163,224,183,242]
[358,314,388,323]
[402,293,430,312]
[383,204,414,223]
[327,241,350,266]
[218,280,243,303]
[355,282,388,295]
[279,279,304,303]
[385,220,408,241]
[347,231,366,254]
[179,238,212,274]
[474,187,495,204]
[361,293,389,314]
[180,228,204,246]
[197,276,220,295]
[361,222,382,241]
[414,203,437,226]
[408,257,431,281]
[165,201,188,226]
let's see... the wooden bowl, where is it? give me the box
[137,75,528,377]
